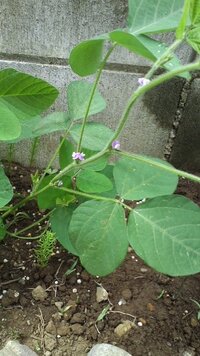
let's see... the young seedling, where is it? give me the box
[190,299,200,320]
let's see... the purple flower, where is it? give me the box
[138,77,150,87]
[112,140,120,150]
[72,152,85,161]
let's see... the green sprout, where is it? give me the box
[35,230,56,267]
[191,299,200,320]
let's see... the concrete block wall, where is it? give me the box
[0,0,199,170]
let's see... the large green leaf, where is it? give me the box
[0,69,58,120]
[67,80,106,120]
[0,218,6,240]
[50,206,78,255]
[33,112,71,136]
[176,0,190,39]
[69,39,105,76]
[76,170,113,193]
[0,167,13,208]
[190,0,200,25]
[70,123,114,151]
[128,195,200,276]
[59,139,75,171]
[109,31,189,79]
[69,201,128,276]
[8,112,71,143]
[37,174,75,210]
[187,26,200,53]
[127,0,185,34]
[0,102,21,141]
[113,156,178,200]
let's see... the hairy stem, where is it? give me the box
[77,44,116,152]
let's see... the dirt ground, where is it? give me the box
[0,163,200,356]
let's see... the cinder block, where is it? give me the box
[171,78,200,171]
[0,0,194,66]
[0,60,184,168]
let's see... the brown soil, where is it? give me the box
[0,163,200,356]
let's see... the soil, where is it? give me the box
[0,163,200,356]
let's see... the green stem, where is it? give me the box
[12,210,53,236]
[146,39,182,79]
[118,150,200,184]
[77,44,116,152]
[30,137,40,167]
[53,186,132,211]
[105,60,200,147]
[32,121,74,193]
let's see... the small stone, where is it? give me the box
[0,340,37,355]
[32,285,48,301]
[140,268,148,272]
[45,320,57,335]
[190,317,198,327]
[138,317,147,325]
[71,323,85,335]
[44,334,57,351]
[114,320,135,337]
[55,301,63,311]
[70,312,85,325]
[147,303,155,312]
[87,343,132,356]
[121,288,132,300]
[96,286,108,303]
[1,289,20,307]
[57,321,70,336]
[45,352,52,356]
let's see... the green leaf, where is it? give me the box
[69,201,128,276]
[76,170,113,193]
[59,139,75,170]
[67,80,106,120]
[99,164,117,198]
[128,195,200,276]
[110,31,189,79]
[0,102,21,141]
[0,218,6,240]
[176,0,191,39]
[37,174,75,210]
[127,0,185,34]
[187,26,200,53]
[0,167,13,208]
[113,156,178,200]
[70,123,114,151]
[33,112,71,136]
[190,0,200,25]
[8,112,71,143]
[83,151,109,171]
[50,206,78,255]
[0,69,58,120]
[69,39,105,76]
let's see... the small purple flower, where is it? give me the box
[72,152,85,161]
[138,77,150,87]
[112,140,120,150]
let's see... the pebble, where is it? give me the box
[114,320,135,337]
[87,343,132,356]
[70,312,85,325]
[57,321,70,336]
[71,323,85,335]
[32,285,48,301]
[1,289,20,307]
[54,301,63,311]
[45,320,57,335]
[0,340,37,355]
[96,286,108,303]
[121,288,132,300]
[44,334,57,351]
